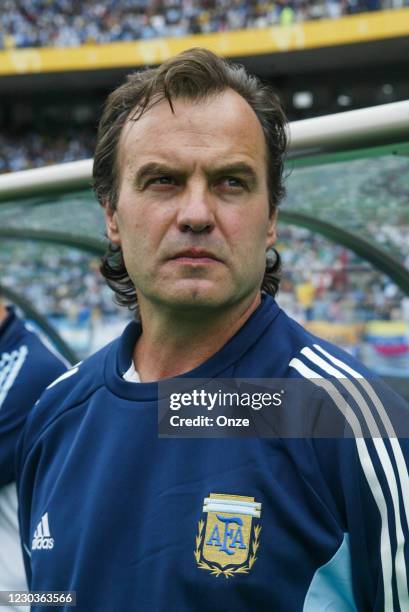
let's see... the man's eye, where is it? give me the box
[219,177,246,191]
[149,176,175,185]
[147,176,176,186]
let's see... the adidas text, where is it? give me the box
[32,536,54,550]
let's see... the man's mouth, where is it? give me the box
[169,248,222,264]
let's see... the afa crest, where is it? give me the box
[194,493,261,578]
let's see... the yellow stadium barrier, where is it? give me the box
[304,321,366,345]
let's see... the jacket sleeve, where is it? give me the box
[314,377,409,612]
[0,344,66,486]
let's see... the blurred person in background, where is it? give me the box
[295,273,316,320]
[17,49,409,611]
[0,294,67,604]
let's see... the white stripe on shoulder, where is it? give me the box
[312,343,409,532]
[299,345,409,609]
[314,343,409,528]
[313,343,399,438]
[313,343,409,522]
[301,347,379,437]
[46,364,80,390]
[0,345,28,410]
[289,356,394,611]
[24,322,71,368]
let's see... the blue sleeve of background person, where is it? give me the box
[0,327,67,486]
[15,343,110,587]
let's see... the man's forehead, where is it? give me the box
[118,90,267,170]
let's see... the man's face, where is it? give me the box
[105,89,276,315]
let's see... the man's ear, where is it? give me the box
[105,204,121,245]
[266,208,277,250]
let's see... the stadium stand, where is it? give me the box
[0,1,408,173]
[0,0,400,50]
[0,131,94,174]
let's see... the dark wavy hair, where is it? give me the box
[93,47,288,312]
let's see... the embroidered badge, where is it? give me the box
[194,493,261,578]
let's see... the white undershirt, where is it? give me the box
[123,362,140,383]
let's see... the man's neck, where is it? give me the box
[133,293,262,382]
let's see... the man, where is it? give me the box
[0,297,67,602]
[17,49,409,611]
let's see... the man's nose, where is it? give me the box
[176,183,215,233]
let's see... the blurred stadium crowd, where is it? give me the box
[0,246,112,317]
[0,0,402,50]
[277,227,407,322]
[0,130,95,174]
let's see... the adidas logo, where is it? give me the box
[32,512,54,550]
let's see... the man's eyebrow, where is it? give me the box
[207,163,258,184]
[133,161,259,186]
[134,162,185,186]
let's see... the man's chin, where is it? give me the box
[152,284,233,312]
[166,291,227,310]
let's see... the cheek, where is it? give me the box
[227,213,270,249]
[118,212,168,263]
[116,216,144,257]
[225,220,244,243]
